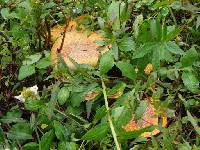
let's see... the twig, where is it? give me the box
[168,7,177,25]
[55,0,73,53]
[101,77,121,150]
[45,17,52,49]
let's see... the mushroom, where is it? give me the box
[51,20,110,69]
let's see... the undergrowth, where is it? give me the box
[0,0,200,150]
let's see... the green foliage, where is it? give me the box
[0,0,200,149]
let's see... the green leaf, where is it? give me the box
[182,71,199,93]
[57,87,70,105]
[118,37,135,52]
[187,111,200,135]
[132,43,155,59]
[36,57,51,69]
[181,47,198,67]
[164,41,184,55]
[133,14,143,38]
[112,42,119,60]
[135,101,148,120]
[112,106,133,127]
[70,92,84,107]
[23,142,39,150]
[81,123,108,140]
[25,100,42,111]
[116,61,136,80]
[58,142,77,150]
[7,123,33,140]
[1,8,10,19]
[18,65,35,80]
[150,19,162,41]
[39,130,55,150]
[99,51,114,75]
[92,106,107,124]
[152,46,161,69]
[22,53,42,65]
[107,82,126,99]
[0,109,23,123]
[53,121,70,141]
[166,26,182,41]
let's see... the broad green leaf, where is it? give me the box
[152,46,161,69]
[0,109,23,123]
[118,37,135,52]
[150,19,162,41]
[70,92,84,107]
[164,41,184,55]
[181,47,198,67]
[187,111,200,135]
[46,82,60,118]
[18,65,35,80]
[1,8,10,19]
[23,142,38,150]
[57,87,70,105]
[99,51,114,75]
[58,142,77,150]
[132,43,155,59]
[178,143,192,150]
[135,101,148,120]
[53,121,70,141]
[116,61,136,80]
[22,53,42,65]
[112,106,133,127]
[107,1,120,22]
[92,106,107,124]
[39,130,55,150]
[36,57,51,69]
[25,100,42,111]
[166,26,182,41]
[7,123,33,140]
[107,1,125,30]
[81,123,108,140]
[182,71,199,93]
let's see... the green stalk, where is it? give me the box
[101,77,121,150]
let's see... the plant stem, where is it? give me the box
[101,77,121,150]
[169,7,177,25]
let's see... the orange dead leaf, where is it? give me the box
[84,91,100,101]
[123,99,167,138]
